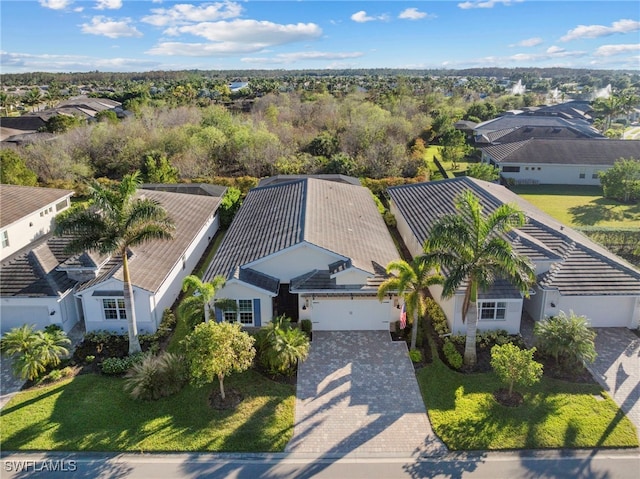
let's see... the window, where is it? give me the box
[103,298,126,320]
[223,299,254,325]
[1,230,9,248]
[502,166,520,173]
[592,172,599,179]
[55,199,69,212]
[579,168,586,179]
[479,301,506,321]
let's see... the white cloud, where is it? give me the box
[81,16,143,39]
[398,8,432,20]
[142,2,243,27]
[164,19,322,44]
[561,19,640,41]
[510,37,543,48]
[0,51,160,72]
[458,1,522,10]
[39,0,74,10]
[546,45,565,54]
[350,11,388,23]
[95,0,122,10]
[241,51,364,64]
[594,44,640,57]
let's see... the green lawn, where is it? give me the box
[512,185,640,229]
[0,371,295,452]
[417,355,638,450]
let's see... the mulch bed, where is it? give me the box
[209,388,243,410]
[494,388,524,407]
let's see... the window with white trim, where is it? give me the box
[1,230,9,248]
[479,301,506,321]
[223,299,254,325]
[103,298,127,320]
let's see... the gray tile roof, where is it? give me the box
[141,183,228,198]
[234,267,280,295]
[257,174,362,187]
[389,177,640,297]
[482,138,640,165]
[109,190,223,293]
[290,269,385,293]
[474,115,600,139]
[1,237,77,297]
[486,125,604,144]
[0,185,73,229]
[204,178,398,284]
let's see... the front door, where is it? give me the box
[275,284,299,321]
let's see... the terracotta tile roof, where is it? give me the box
[482,138,640,165]
[205,178,398,283]
[388,177,640,297]
[0,185,73,228]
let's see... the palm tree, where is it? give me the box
[425,191,535,368]
[255,316,310,376]
[1,325,70,381]
[55,172,175,354]
[377,257,443,351]
[178,274,227,327]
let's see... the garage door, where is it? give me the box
[311,297,392,331]
[1,306,50,334]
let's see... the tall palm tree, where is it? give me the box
[425,191,535,368]
[55,172,175,354]
[179,274,227,325]
[377,257,443,351]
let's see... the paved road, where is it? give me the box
[1,450,639,479]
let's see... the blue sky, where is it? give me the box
[1,1,639,73]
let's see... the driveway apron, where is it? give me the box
[286,331,446,456]
[587,328,640,440]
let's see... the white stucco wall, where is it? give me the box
[215,281,274,326]
[0,290,79,334]
[248,242,342,282]
[1,196,71,260]
[333,268,371,285]
[495,162,609,186]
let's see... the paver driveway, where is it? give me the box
[286,331,446,456]
[587,328,640,441]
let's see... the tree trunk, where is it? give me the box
[122,251,142,355]
[463,304,478,368]
[410,311,419,351]
[204,300,210,324]
[218,373,226,400]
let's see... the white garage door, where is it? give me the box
[311,297,392,331]
[1,306,50,334]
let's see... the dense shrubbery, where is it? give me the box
[534,311,597,369]
[101,352,147,375]
[425,298,450,336]
[254,316,310,377]
[124,352,188,400]
[443,339,463,369]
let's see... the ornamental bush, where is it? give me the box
[124,352,188,401]
[491,343,543,396]
[534,310,597,369]
[101,352,146,375]
[443,339,463,369]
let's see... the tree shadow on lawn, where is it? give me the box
[568,200,640,226]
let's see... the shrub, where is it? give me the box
[443,339,463,369]
[491,343,543,396]
[409,349,422,363]
[383,211,397,228]
[124,352,188,401]
[534,310,597,369]
[42,366,74,383]
[101,352,146,375]
[300,319,312,338]
[85,355,95,364]
[425,298,450,335]
[255,317,310,376]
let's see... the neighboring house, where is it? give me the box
[388,177,640,335]
[1,186,224,335]
[474,115,601,144]
[482,125,604,145]
[0,184,73,261]
[481,138,640,185]
[204,177,401,331]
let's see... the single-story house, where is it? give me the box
[482,125,604,145]
[481,138,640,185]
[0,184,73,261]
[1,185,225,335]
[388,177,640,334]
[204,177,401,331]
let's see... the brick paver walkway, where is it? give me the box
[286,331,446,457]
[587,328,640,441]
